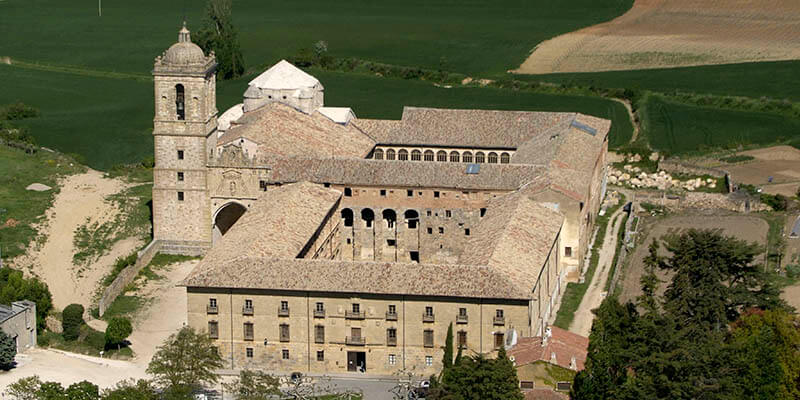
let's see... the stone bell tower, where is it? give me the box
[152,22,217,253]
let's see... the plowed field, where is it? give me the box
[517,0,800,73]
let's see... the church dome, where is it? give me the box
[163,23,206,65]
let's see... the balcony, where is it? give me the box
[314,309,326,318]
[422,313,435,323]
[206,305,218,314]
[346,336,366,346]
[242,306,254,316]
[456,314,468,324]
[493,316,505,326]
[385,311,398,321]
[278,307,290,317]
[387,336,397,346]
[345,311,366,320]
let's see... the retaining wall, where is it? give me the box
[98,239,161,316]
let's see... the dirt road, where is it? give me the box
[569,207,626,336]
[11,170,142,311]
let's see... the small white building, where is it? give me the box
[0,300,37,353]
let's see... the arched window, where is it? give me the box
[175,84,185,120]
[462,152,473,163]
[382,209,397,229]
[341,208,354,227]
[488,152,498,163]
[398,149,409,161]
[500,152,510,164]
[424,150,434,162]
[436,151,447,162]
[373,149,384,160]
[449,151,460,163]
[361,208,375,228]
[386,149,396,161]
[404,210,419,229]
[475,152,485,163]
[411,150,421,161]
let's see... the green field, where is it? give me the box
[522,60,800,102]
[0,0,632,77]
[1,64,633,169]
[639,96,800,155]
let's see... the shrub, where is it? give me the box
[105,317,133,349]
[62,303,85,341]
[0,102,39,121]
[720,155,755,163]
[761,193,788,211]
[0,330,16,370]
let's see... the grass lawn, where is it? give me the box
[521,60,800,102]
[0,0,632,77]
[0,64,153,170]
[639,96,800,155]
[0,145,84,262]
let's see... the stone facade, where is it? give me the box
[0,301,37,353]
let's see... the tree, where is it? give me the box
[62,303,85,341]
[146,326,224,392]
[435,351,523,400]
[105,317,133,350]
[442,322,454,370]
[194,0,245,80]
[4,376,42,400]
[101,379,159,400]
[0,329,16,370]
[0,267,53,333]
[223,370,280,400]
[65,381,100,400]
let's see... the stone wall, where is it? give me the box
[98,240,161,317]
[188,288,529,375]
[658,160,728,179]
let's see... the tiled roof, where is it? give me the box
[358,107,575,148]
[509,326,589,371]
[265,156,547,191]
[183,258,529,300]
[460,188,564,295]
[217,102,375,159]
[524,389,569,400]
[201,182,342,267]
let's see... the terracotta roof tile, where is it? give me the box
[509,326,589,371]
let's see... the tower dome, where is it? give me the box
[163,22,206,65]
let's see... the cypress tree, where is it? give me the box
[442,322,454,370]
[0,330,16,370]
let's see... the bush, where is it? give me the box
[0,330,16,370]
[105,317,133,349]
[786,264,800,280]
[62,303,85,341]
[0,102,39,121]
[720,155,755,163]
[761,193,788,211]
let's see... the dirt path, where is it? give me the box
[569,207,626,336]
[11,170,141,311]
[127,259,196,366]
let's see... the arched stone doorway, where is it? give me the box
[212,202,247,243]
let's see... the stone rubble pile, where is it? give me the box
[607,165,716,191]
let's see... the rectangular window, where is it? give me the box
[446,210,452,218]
[425,356,433,366]
[315,325,325,344]
[387,328,397,346]
[352,303,360,313]
[177,150,184,160]
[209,298,217,307]
[494,332,504,349]
[434,191,440,198]
[389,305,396,314]
[424,329,434,348]
[459,307,467,316]
[407,189,413,197]
[410,251,419,262]
[427,227,433,235]
[315,302,324,312]
[427,210,432,217]
[259,180,267,191]
[351,327,361,338]
[496,309,504,318]
[458,331,467,348]
[317,351,324,362]
[177,191,184,201]
[280,324,290,343]
[380,189,386,196]
[245,299,253,309]
[177,172,184,181]
[387,239,396,247]
[208,321,219,339]
[438,227,444,234]
[465,228,470,236]
[388,354,396,365]
[425,306,434,316]
[246,347,253,358]
[280,301,288,311]
[282,349,289,360]
[565,247,573,257]
[344,188,352,197]
[243,322,254,341]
